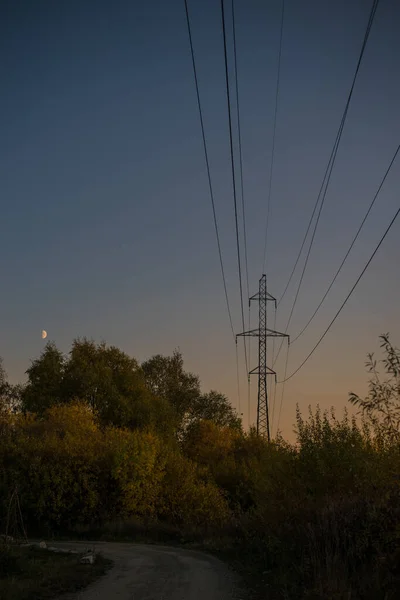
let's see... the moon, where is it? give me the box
[41,330,47,339]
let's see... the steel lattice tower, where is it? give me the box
[237,274,289,440]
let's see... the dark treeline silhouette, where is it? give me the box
[1,335,400,599]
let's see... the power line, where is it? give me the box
[275,341,290,435]
[247,303,251,429]
[231,0,250,307]
[263,0,285,274]
[291,142,400,344]
[184,0,235,339]
[279,201,400,384]
[269,305,279,431]
[235,341,241,416]
[277,0,380,307]
[231,0,251,391]
[271,375,278,434]
[220,0,248,372]
[273,0,380,366]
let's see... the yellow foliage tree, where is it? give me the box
[0,403,167,531]
[156,448,230,527]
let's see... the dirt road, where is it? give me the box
[54,541,241,599]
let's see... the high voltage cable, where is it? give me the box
[235,342,241,416]
[231,0,251,391]
[231,0,250,308]
[271,375,278,434]
[220,0,248,373]
[263,0,285,275]
[247,305,251,429]
[275,341,290,435]
[291,143,400,344]
[277,0,380,307]
[184,0,235,339]
[269,305,279,431]
[278,201,400,384]
[264,0,285,432]
[273,0,380,367]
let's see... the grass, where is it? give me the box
[0,544,113,600]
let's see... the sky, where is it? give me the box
[1,0,399,441]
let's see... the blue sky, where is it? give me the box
[1,0,399,439]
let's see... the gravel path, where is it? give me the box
[53,541,241,600]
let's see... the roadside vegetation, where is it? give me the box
[0,544,111,600]
[1,334,399,599]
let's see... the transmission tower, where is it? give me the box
[237,274,289,440]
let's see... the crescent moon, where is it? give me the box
[42,330,47,339]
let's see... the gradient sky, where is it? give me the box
[1,0,399,440]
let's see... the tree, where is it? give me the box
[190,391,241,430]
[0,402,168,529]
[183,419,238,468]
[21,339,175,435]
[155,446,230,527]
[0,358,10,417]
[0,359,7,410]
[182,420,283,512]
[142,351,240,433]
[0,358,22,415]
[20,341,238,437]
[142,351,200,422]
[62,338,175,433]
[295,404,378,498]
[21,343,65,414]
[349,334,400,443]
[62,338,138,414]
